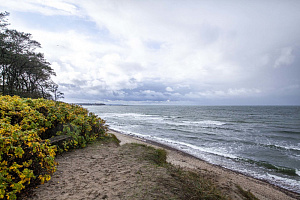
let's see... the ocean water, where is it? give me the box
[84,105,300,193]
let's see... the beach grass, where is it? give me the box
[127,143,229,200]
[131,143,167,166]
[236,185,259,200]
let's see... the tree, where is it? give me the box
[0,11,10,94]
[0,11,63,100]
[48,82,64,101]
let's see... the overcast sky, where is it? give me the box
[1,0,300,105]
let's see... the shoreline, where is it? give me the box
[108,129,299,200]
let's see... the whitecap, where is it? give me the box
[147,136,238,159]
[185,120,226,126]
[296,169,300,177]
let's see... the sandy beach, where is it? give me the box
[112,131,299,200]
[26,130,299,200]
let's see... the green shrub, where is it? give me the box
[236,185,258,200]
[131,143,167,166]
[0,95,109,199]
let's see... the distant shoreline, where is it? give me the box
[75,103,106,106]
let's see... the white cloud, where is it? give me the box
[192,88,261,99]
[166,87,174,92]
[274,47,294,68]
[0,0,80,16]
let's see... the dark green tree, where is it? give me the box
[0,11,63,99]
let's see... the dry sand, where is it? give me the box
[26,130,299,200]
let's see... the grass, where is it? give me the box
[130,143,167,166]
[128,143,229,200]
[96,133,121,145]
[163,166,228,200]
[236,185,259,200]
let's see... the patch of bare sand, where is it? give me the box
[27,130,299,200]
[27,142,171,200]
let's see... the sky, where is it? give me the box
[1,0,300,105]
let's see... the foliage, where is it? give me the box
[0,95,109,199]
[132,143,167,166]
[0,12,62,100]
[164,166,228,200]
[236,185,258,200]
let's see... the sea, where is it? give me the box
[83,105,300,193]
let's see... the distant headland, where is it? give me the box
[75,103,105,106]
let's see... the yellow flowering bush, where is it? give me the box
[0,95,108,199]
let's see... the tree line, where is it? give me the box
[0,12,63,100]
